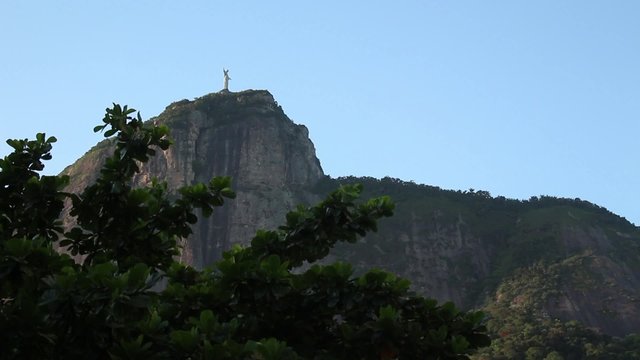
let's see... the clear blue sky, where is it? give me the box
[1,1,639,225]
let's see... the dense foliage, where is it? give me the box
[475,307,640,359]
[474,261,640,359]
[474,254,640,360]
[0,105,489,359]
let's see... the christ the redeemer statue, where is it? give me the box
[223,69,231,90]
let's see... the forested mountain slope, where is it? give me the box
[62,90,640,341]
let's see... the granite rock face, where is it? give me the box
[63,90,324,267]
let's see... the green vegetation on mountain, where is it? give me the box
[474,260,640,359]
[315,177,640,358]
[0,104,489,358]
[53,90,640,358]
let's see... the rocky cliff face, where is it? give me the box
[63,90,324,267]
[62,90,640,337]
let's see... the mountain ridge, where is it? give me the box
[61,89,640,338]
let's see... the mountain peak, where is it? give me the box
[163,89,276,114]
[64,89,324,265]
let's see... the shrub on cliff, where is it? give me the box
[0,104,489,359]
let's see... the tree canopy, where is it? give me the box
[0,104,489,359]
